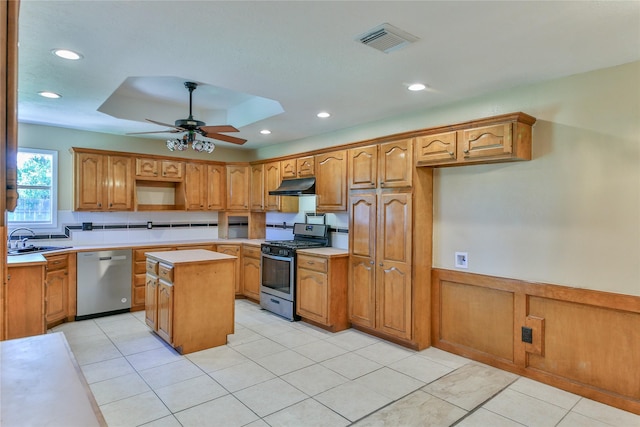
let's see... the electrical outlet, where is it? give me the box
[521,326,533,343]
[455,252,468,269]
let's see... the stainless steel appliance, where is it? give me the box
[260,223,330,320]
[76,249,132,320]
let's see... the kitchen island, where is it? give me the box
[144,249,236,354]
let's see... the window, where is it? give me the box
[7,148,58,228]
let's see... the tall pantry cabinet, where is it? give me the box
[347,139,432,349]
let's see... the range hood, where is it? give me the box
[269,177,315,196]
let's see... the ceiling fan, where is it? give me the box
[127,81,247,146]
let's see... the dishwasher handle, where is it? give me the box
[99,255,127,261]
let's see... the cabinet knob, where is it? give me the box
[448,151,454,156]
[463,149,470,154]
[379,263,383,266]
[369,260,374,265]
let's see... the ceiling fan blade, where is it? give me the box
[145,118,181,129]
[205,133,247,145]
[199,125,239,134]
[127,129,181,135]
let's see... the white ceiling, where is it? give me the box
[17,1,640,150]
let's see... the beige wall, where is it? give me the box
[19,61,640,296]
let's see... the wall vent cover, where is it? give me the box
[356,23,419,53]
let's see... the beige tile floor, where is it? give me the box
[50,299,639,427]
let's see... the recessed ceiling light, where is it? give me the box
[260,129,271,135]
[317,112,331,118]
[408,83,426,91]
[38,91,61,99]
[52,49,83,60]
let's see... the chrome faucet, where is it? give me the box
[8,227,36,249]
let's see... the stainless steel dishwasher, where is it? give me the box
[76,249,132,320]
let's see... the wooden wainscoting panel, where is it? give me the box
[528,296,640,400]
[440,280,514,362]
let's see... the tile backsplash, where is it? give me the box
[13,205,349,249]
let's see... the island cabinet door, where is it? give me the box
[144,273,158,330]
[157,281,173,343]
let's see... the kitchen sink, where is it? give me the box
[8,245,72,256]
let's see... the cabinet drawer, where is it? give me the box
[243,245,261,259]
[45,254,68,271]
[146,259,159,275]
[297,254,328,273]
[158,263,174,283]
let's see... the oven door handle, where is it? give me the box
[261,253,293,262]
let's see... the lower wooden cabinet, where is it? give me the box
[156,279,173,343]
[217,244,241,295]
[242,245,261,300]
[6,264,45,339]
[296,251,349,332]
[144,271,158,330]
[44,253,69,327]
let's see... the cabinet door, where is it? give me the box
[145,274,158,330]
[377,192,412,340]
[264,161,281,211]
[296,156,315,177]
[184,163,207,210]
[315,150,347,212]
[349,193,376,259]
[297,268,328,324]
[348,193,377,328]
[281,159,297,179]
[161,160,183,180]
[107,155,134,210]
[217,245,241,294]
[207,164,226,210]
[242,256,261,300]
[6,266,44,339]
[415,131,457,166]
[349,145,377,189]
[74,152,104,210]
[250,164,265,211]
[462,123,512,160]
[226,165,249,210]
[379,139,413,188]
[45,269,67,324]
[136,158,159,177]
[349,255,376,328]
[157,281,173,343]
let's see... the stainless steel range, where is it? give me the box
[260,223,330,321]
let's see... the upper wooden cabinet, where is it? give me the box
[297,156,315,178]
[183,162,227,211]
[226,164,250,211]
[136,158,183,181]
[184,162,208,210]
[250,164,265,211]
[415,113,535,167]
[74,151,134,211]
[414,131,458,166]
[315,150,348,212]
[349,139,412,189]
[207,164,226,211]
[281,156,314,179]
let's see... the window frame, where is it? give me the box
[8,148,58,230]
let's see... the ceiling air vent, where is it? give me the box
[356,23,419,53]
